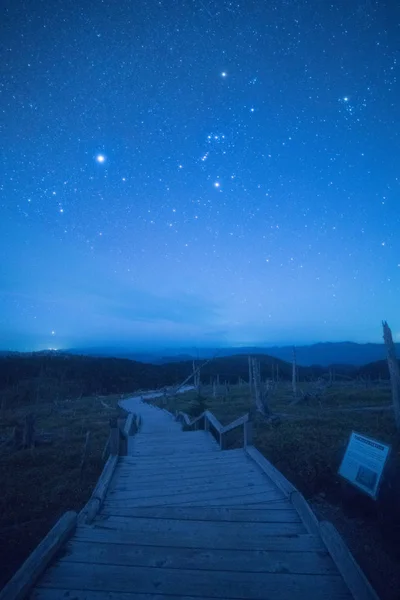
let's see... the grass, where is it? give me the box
[0,392,133,589]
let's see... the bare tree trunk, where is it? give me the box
[251,358,270,417]
[292,347,297,397]
[248,356,253,395]
[382,321,400,430]
[192,361,201,394]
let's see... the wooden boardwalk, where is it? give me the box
[2,395,379,600]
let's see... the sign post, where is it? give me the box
[338,431,390,499]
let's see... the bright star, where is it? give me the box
[214,182,221,188]
[96,154,106,163]
[221,72,227,77]
[343,97,349,102]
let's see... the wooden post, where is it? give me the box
[244,420,253,447]
[219,431,223,450]
[382,320,400,430]
[205,416,209,432]
[109,418,120,456]
[101,434,110,460]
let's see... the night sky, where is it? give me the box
[1,0,399,351]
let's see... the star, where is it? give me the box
[221,72,227,77]
[96,154,106,163]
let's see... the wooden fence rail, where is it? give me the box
[176,409,252,449]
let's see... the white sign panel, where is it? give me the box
[338,431,390,499]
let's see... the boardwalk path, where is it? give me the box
[26,394,376,600]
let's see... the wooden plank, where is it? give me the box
[129,448,220,457]
[102,499,295,512]
[244,420,253,447]
[131,438,216,446]
[32,590,261,600]
[113,464,262,482]
[93,515,306,536]
[245,446,296,496]
[119,449,246,465]
[290,491,320,535]
[204,410,223,432]
[38,562,351,599]
[105,483,284,506]
[0,511,76,600]
[109,426,120,456]
[319,521,380,600]
[78,455,119,524]
[181,491,289,507]
[118,459,248,472]
[61,539,335,574]
[221,413,249,434]
[109,477,271,495]
[107,477,275,498]
[99,505,301,522]
[75,524,325,551]
[123,413,134,436]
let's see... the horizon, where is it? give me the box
[1,2,399,351]
[0,338,397,355]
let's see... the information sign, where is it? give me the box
[338,431,390,499]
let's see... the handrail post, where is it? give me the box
[109,418,120,456]
[220,431,223,450]
[205,416,209,432]
[244,420,253,448]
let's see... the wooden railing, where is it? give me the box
[176,409,252,449]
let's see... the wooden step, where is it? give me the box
[93,515,307,537]
[113,463,262,482]
[59,538,335,574]
[76,523,323,551]
[99,505,300,522]
[119,449,246,465]
[35,561,351,599]
[104,482,283,506]
[109,472,273,492]
[108,477,278,498]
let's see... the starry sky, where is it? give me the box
[1,0,400,351]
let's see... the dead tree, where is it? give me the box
[292,347,297,397]
[382,321,400,430]
[250,357,271,417]
[248,356,253,396]
[172,355,216,395]
[192,361,201,394]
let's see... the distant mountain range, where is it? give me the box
[58,341,396,367]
